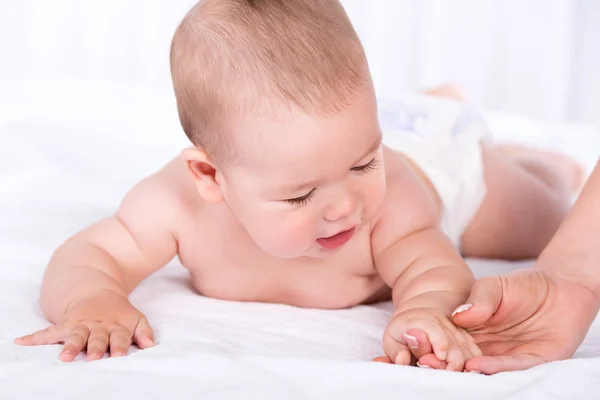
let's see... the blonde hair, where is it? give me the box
[170,0,369,162]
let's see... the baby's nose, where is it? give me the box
[323,192,359,222]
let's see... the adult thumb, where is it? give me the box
[452,276,502,328]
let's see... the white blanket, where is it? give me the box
[1,79,599,399]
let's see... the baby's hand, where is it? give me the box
[382,307,481,371]
[15,291,154,362]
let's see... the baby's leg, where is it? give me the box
[460,145,583,260]
[423,83,468,102]
[492,143,585,193]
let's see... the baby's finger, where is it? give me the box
[132,316,155,349]
[444,337,466,372]
[394,345,412,366]
[445,329,480,371]
[109,326,132,357]
[14,326,63,346]
[461,330,482,358]
[382,332,412,366]
[86,326,110,361]
[60,324,90,362]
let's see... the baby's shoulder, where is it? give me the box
[118,156,204,231]
[370,147,441,248]
[380,146,434,203]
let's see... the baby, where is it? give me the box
[16,0,582,371]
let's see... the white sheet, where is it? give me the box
[1,79,599,399]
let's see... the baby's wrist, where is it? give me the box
[394,290,467,316]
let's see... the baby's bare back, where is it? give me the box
[167,158,391,309]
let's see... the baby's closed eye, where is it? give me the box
[285,189,316,206]
[283,158,379,207]
[351,157,379,173]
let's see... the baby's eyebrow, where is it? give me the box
[282,179,322,195]
[281,131,383,194]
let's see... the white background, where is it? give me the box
[1,0,599,127]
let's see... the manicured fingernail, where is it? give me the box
[452,304,473,317]
[62,349,72,355]
[402,333,419,349]
[416,362,431,369]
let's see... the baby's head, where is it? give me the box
[171,0,386,258]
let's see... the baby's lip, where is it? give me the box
[317,226,357,250]
[319,226,356,239]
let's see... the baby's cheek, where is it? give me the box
[257,212,316,257]
[363,174,387,214]
[275,216,315,246]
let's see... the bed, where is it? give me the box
[1,78,599,399]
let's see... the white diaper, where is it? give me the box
[378,94,492,250]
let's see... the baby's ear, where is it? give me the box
[180,147,224,203]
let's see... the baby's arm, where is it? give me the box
[15,168,181,361]
[371,165,477,371]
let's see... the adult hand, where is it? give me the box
[446,268,599,374]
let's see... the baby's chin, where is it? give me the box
[297,242,345,259]
[301,247,333,259]
[260,242,332,260]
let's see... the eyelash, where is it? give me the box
[284,158,379,207]
[286,189,315,206]
[351,157,379,173]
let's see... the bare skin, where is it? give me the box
[378,162,600,373]
[452,161,600,374]
[14,86,581,371]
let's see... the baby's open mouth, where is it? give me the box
[317,227,356,250]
